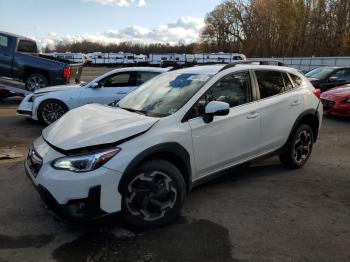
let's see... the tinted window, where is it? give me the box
[0,35,8,48]
[331,68,350,79]
[255,70,285,98]
[188,71,252,119]
[17,40,37,53]
[282,73,294,91]
[137,72,160,85]
[289,73,303,88]
[100,72,135,87]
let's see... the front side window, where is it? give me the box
[118,72,212,117]
[137,72,160,85]
[255,70,285,99]
[187,71,252,119]
[0,35,8,48]
[331,68,350,79]
[17,40,37,53]
[99,72,135,87]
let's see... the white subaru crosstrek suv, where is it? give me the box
[17,67,169,125]
[25,62,323,227]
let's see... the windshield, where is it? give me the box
[305,67,334,79]
[118,72,212,117]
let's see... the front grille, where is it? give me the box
[26,146,43,177]
[321,99,335,111]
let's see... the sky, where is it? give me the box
[0,0,219,48]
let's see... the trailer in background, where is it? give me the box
[43,52,87,64]
[195,53,246,64]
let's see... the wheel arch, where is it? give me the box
[118,142,192,194]
[23,67,50,84]
[36,98,69,121]
[288,109,320,145]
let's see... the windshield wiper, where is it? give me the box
[119,107,148,116]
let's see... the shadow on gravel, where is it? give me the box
[0,234,54,249]
[52,218,233,262]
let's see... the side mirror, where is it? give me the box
[203,101,230,123]
[328,76,338,82]
[91,82,103,88]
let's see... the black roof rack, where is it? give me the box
[219,59,287,72]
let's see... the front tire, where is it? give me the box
[121,159,186,228]
[25,73,48,92]
[37,100,68,125]
[279,124,314,169]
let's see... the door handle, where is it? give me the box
[117,91,127,95]
[247,112,259,119]
[291,100,301,107]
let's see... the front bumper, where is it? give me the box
[17,95,35,119]
[25,137,124,220]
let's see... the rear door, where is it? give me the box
[188,70,261,179]
[80,71,137,106]
[254,70,303,153]
[0,34,13,77]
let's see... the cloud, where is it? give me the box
[81,0,146,7]
[37,17,204,49]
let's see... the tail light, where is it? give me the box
[313,88,321,99]
[63,67,71,79]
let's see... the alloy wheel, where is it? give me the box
[125,171,178,221]
[293,130,312,164]
[27,76,46,91]
[41,102,66,124]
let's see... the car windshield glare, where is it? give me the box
[305,67,334,79]
[118,72,212,117]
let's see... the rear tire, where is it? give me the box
[37,100,68,125]
[279,124,314,169]
[25,73,48,92]
[121,159,186,228]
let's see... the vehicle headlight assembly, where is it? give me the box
[52,148,120,172]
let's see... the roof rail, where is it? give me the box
[219,59,287,72]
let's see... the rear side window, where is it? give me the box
[289,73,303,88]
[0,35,8,48]
[17,40,37,53]
[137,72,160,85]
[255,70,285,99]
[282,73,294,91]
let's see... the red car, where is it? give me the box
[320,85,350,116]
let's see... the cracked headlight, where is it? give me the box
[52,148,120,172]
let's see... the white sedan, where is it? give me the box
[17,67,169,125]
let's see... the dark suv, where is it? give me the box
[305,67,350,92]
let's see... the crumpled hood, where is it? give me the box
[34,84,81,94]
[42,104,158,151]
[321,85,350,98]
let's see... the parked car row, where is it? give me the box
[23,60,325,227]
[304,66,350,117]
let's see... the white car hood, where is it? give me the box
[42,104,158,151]
[35,84,81,94]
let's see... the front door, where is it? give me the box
[187,70,261,179]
